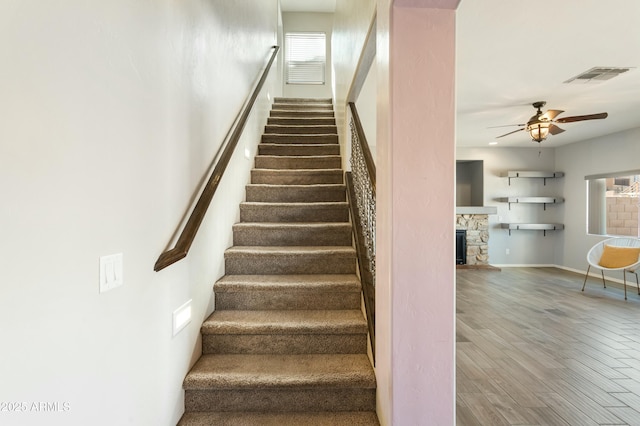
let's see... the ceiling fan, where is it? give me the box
[495,101,608,143]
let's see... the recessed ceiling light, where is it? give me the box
[489,141,498,145]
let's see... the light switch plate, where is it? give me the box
[99,253,123,293]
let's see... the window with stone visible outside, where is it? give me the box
[587,173,640,236]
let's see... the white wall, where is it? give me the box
[333,0,376,171]
[457,147,562,265]
[282,12,334,99]
[556,127,640,271]
[0,1,280,425]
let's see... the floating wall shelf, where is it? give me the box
[502,171,565,185]
[501,223,565,236]
[501,196,565,210]
[501,170,565,235]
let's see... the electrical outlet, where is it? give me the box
[173,299,192,336]
[506,248,510,255]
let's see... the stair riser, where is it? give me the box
[185,388,376,412]
[240,204,349,223]
[265,125,337,134]
[179,411,380,426]
[203,334,367,354]
[225,254,355,275]
[261,134,338,144]
[270,110,335,119]
[233,226,352,246]
[267,117,335,126]
[274,97,332,104]
[214,291,361,311]
[251,170,343,185]
[246,186,346,203]
[271,104,333,110]
[258,144,340,156]
[255,156,341,170]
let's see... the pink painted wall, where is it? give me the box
[377,1,458,424]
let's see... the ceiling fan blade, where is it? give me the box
[555,112,608,123]
[496,128,525,138]
[487,124,526,129]
[548,124,565,135]
[540,109,564,120]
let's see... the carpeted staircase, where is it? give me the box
[178,98,378,425]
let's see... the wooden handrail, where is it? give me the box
[154,46,279,272]
[348,102,376,193]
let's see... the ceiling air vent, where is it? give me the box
[564,67,632,84]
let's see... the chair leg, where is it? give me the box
[601,270,606,288]
[582,265,591,292]
[624,273,628,300]
[636,272,639,295]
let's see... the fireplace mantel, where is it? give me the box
[456,206,497,215]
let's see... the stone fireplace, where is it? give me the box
[456,207,496,266]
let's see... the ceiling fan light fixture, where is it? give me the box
[494,101,608,142]
[529,123,549,142]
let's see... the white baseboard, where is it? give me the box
[490,264,639,288]
[491,264,557,268]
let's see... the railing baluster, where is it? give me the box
[346,102,376,361]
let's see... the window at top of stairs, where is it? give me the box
[285,32,326,85]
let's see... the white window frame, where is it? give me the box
[586,170,640,236]
[285,32,326,85]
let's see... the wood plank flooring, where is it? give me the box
[457,267,640,425]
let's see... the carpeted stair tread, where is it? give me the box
[254,155,342,170]
[233,222,352,246]
[261,133,338,144]
[271,103,334,110]
[258,143,340,156]
[201,310,367,335]
[270,109,335,117]
[178,411,378,426]
[224,246,356,275]
[274,97,332,103]
[245,183,346,202]
[251,168,343,185]
[225,245,355,256]
[213,274,361,311]
[178,411,380,426]
[267,117,336,126]
[183,353,376,390]
[239,201,349,223]
[215,274,360,292]
[265,124,337,134]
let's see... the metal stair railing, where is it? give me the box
[345,101,376,361]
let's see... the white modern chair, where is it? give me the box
[582,237,640,300]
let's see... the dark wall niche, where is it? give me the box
[456,160,483,206]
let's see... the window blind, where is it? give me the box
[285,32,326,85]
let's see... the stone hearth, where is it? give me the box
[456,212,490,265]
